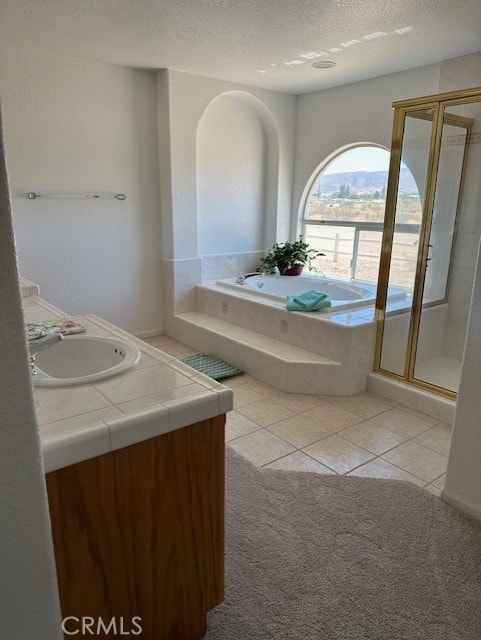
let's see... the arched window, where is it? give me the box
[301,145,419,283]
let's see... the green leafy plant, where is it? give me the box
[258,236,324,275]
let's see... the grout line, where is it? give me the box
[159,336,449,488]
[299,449,341,474]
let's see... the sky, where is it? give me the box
[323,146,391,174]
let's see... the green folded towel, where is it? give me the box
[286,289,332,312]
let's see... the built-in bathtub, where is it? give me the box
[170,273,452,414]
[217,273,406,312]
[172,275,384,396]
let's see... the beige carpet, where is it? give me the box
[205,447,481,640]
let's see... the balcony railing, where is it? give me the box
[303,219,420,281]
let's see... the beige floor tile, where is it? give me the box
[144,337,196,359]
[237,398,296,427]
[396,405,440,426]
[431,473,446,490]
[143,337,449,489]
[438,419,453,431]
[268,390,327,413]
[424,484,442,497]
[225,410,262,441]
[242,379,278,397]
[268,415,330,448]
[328,392,397,419]
[339,420,407,455]
[144,335,177,348]
[264,451,336,475]
[232,386,265,409]
[370,407,434,438]
[303,434,374,474]
[228,430,296,467]
[381,441,448,482]
[221,374,256,388]
[413,425,452,457]
[347,458,425,487]
[169,346,199,359]
[301,403,364,433]
[144,336,201,358]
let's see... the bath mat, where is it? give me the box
[181,353,243,380]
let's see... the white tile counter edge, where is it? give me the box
[20,276,40,297]
[25,295,233,473]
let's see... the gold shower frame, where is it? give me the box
[374,86,481,399]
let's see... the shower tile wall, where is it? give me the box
[444,133,481,361]
[438,53,481,363]
[161,257,201,316]
[161,257,198,335]
[381,305,449,375]
[201,251,263,282]
[163,253,265,327]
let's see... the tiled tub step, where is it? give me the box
[173,312,363,395]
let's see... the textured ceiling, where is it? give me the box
[1,0,481,94]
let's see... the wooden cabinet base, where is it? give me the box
[46,416,225,640]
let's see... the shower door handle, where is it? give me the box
[426,243,433,263]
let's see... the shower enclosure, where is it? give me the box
[374,86,481,398]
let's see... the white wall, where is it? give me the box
[441,54,481,518]
[159,69,296,260]
[197,94,266,255]
[0,45,163,335]
[157,69,296,331]
[0,112,62,638]
[292,64,441,231]
[444,239,481,519]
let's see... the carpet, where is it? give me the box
[205,447,481,640]
[181,353,243,380]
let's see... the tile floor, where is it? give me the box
[145,335,452,497]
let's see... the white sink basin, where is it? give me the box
[32,336,141,387]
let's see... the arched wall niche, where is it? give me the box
[196,91,280,256]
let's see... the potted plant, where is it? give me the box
[258,236,324,275]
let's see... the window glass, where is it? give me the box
[304,147,390,223]
[302,145,421,283]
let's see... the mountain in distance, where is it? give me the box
[316,168,417,194]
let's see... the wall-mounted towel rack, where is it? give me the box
[27,192,127,201]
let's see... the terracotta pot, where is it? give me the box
[278,263,304,276]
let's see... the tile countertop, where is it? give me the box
[23,295,233,473]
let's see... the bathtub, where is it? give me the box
[216,274,406,312]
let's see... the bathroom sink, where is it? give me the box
[32,336,141,387]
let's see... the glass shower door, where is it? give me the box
[377,110,433,377]
[413,109,473,393]
[375,87,481,399]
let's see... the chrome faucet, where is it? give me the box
[29,333,63,375]
[235,271,263,285]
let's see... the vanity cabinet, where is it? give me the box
[46,416,225,640]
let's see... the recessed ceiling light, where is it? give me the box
[312,60,336,69]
